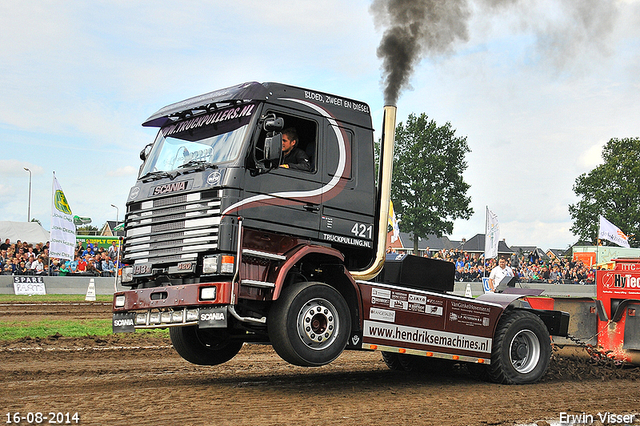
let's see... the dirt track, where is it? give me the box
[1,302,639,426]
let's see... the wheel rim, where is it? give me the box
[296,297,339,351]
[509,329,540,374]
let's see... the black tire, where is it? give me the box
[466,362,490,381]
[169,325,243,366]
[381,351,404,371]
[488,310,551,384]
[268,281,351,367]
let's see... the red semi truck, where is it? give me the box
[112,82,569,384]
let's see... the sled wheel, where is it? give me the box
[269,281,351,367]
[381,351,404,370]
[466,362,489,381]
[170,325,243,366]
[489,310,551,384]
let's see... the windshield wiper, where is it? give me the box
[140,171,178,182]
[178,160,218,173]
[140,161,216,181]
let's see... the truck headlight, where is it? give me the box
[202,256,218,274]
[202,255,235,275]
[114,295,126,308]
[121,266,134,282]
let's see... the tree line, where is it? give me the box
[384,113,639,250]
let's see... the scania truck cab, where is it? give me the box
[115,82,384,364]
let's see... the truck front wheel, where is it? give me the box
[268,281,351,367]
[489,310,551,384]
[169,325,243,366]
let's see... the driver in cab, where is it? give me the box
[280,127,311,171]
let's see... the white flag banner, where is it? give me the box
[388,200,400,243]
[598,215,630,248]
[50,175,76,261]
[485,207,500,259]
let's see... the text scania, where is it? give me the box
[363,320,491,353]
[113,318,134,327]
[152,181,188,196]
[200,312,225,321]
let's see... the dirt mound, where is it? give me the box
[544,351,640,382]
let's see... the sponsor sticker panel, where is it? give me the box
[363,284,498,341]
[363,319,492,354]
[369,307,396,323]
[447,300,493,330]
[369,286,444,318]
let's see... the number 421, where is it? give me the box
[351,223,372,239]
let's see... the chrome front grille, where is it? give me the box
[123,189,220,266]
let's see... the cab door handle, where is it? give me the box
[303,204,319,212]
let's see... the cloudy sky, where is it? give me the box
[1,0,639,250]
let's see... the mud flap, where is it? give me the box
[113,312,135,333]
[346,330,363,349]
[529,309,570,337]
[198,306,228,329]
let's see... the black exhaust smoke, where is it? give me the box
[371,0,471,106]
[371,0,619,106]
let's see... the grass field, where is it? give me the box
[0,294,169,340]
[0,294,113,303]
[0,319,169,340]
[0,319,114,340]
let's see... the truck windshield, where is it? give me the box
[139,104,256,177]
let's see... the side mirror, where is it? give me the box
[140,143,152,161]
[251,113,284,175]
[252,133,282,175]
[264,116,284,132]
[264,134,282,161]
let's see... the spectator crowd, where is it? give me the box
[2,236,595,284]
[0,238,120,277]
[388,247,595,285]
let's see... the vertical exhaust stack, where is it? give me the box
[351,105,397,281]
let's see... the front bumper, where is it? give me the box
[113,305,229,332]
[112,281,232,333]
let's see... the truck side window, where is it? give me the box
[328,125,354,180]
[260,112,318,173]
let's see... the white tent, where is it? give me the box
[0,221,50,244]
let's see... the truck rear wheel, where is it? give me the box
[489,310,551,384]
[169,325,243,366]
[268,281,351,367]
